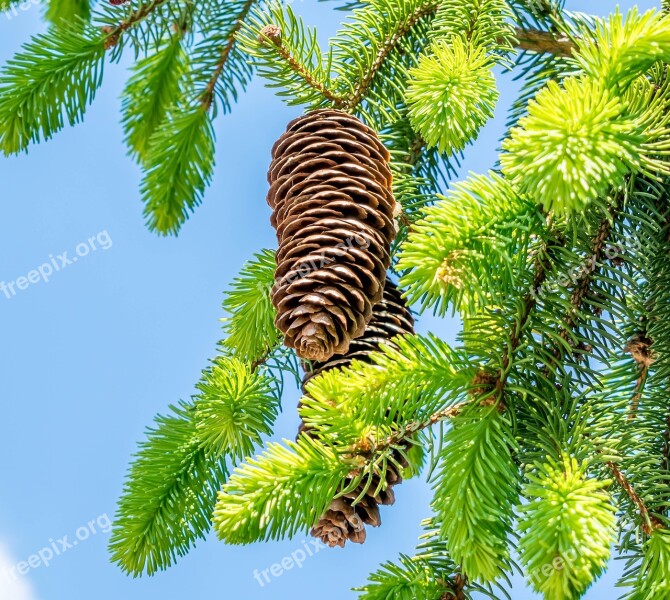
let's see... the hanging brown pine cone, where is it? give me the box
[267,109,399,362]
[301,279,415,547]
[311,455,408,548]
[301,278,415,392]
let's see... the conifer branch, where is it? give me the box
[626,332,654,420]
[662,411,670,511]
[201,0,257,110]
[606,460,663,536]
[259,25,343,105]
[548,202,621,368]
[510,26,575,57]
[559,214,615,347]
[494,240,555,399]
[339,1,439,111]
[102,0,170,49]
[354,402,468,458]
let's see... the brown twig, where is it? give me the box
[263,11,578,113]
[102,0,170,49]
[201,0,257,110]
[259,25,344,105]
[510,27,576,58]
[625,333,655,420]
[606,460,663,536]
[494,240,556,399]
[548,205,619,367]
[441,573,467,600]
[339,2,438,111]
[356,402,468,456]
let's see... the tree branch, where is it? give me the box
[260,25,343,105]
[201,0,257,110]
[607,460,663,536]
[356,402,468,456]
[510,27,576,58]
[494,237,557,399]
[340,2,438,111]
[102,0,170,49]
[625,332,655,420]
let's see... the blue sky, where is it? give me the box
[0,1,660,599]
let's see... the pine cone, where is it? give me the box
[301,278,415,391]
[302,279,415,547]
[310,459,408,548]
[268,109,398,362]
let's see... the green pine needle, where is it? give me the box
[501,77,649,216]
[518,457,616,600]
[45,0,91,25]
[398,171,542,316]
[576,8,670,88]
[301,334,473,445]
[237,1,334,108]
[329,0,436,125]
[0,24,105,154]
[121,33,188,164]
[110,355,280,576]
[194,356,280,462]
[406,38,499,155]
[432,404,519,583]
[213,436,351,544]
[109,401,229,576]
[214,436,352,544]
[431,0,516,54]
[219,249,280,364]
[624,529,670,600]
[140,104,216,235]
[356,555,448,600]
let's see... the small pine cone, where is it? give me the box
[311,458,409,548]
[302,279,414,547]
[310,498,367,548]
[268,109,398,362]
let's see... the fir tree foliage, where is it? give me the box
[0,24,106,154]
[219,249,280,364]
[45,0,91,25]
[108,400,230,576]
[213,435,352,544]
[502,76,670,217]
[121,31,188,164]
[406,38,499,154]
[194,356,280,462]
[518,457,616,600]
[405,0,515,153]
[300,334,474,444]
[432,404,519,582]
[622,529,670,600]
[358,518,506,599]
[110,303,281,575]
[356,554,450,600]
[139,103,215,234]
[397,171,543,316]
[5,0,670,598]
[237,1,335,108]
[502,9,670,217]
